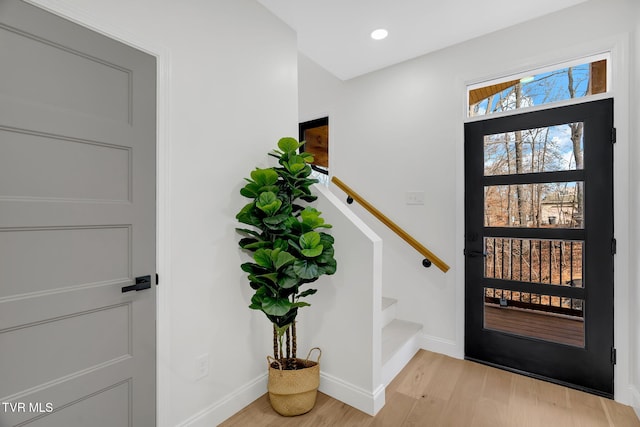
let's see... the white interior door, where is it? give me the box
[0,1,157,425]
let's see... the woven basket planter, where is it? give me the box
[267,348,321,416]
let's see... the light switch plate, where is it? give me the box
[405,191,425,205]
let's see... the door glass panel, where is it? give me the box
[484,237,584,287]
[484,287,584,347]
[484,123,584,176]
[484,182,584,228]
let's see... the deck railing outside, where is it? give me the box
[483,237,584,318]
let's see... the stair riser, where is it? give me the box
[382,333,421,385]
[381,303,397,328]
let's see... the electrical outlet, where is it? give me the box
[195,353,209,380]
[405,191,425,205]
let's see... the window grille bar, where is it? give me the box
[549,241,553,286]
[539,240,542,282]
[501,238,505,280]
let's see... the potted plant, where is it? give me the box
[235,137,337,416]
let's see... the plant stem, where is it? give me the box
[292,320,297,359]
[273,324,278,360]
[285,326,291,359]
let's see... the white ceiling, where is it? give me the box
[257,0,589,81]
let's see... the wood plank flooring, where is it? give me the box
[219,350,640,427]
[484,305,585,347]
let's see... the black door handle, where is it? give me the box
[464,249,486,258]
[122,275,152,293]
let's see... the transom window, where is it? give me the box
[467,54,609,118]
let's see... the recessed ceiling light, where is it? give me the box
[370,29,388,40]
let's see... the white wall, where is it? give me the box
[28,0,299,425]
[298,185,384,415]
[299,0,640,407]
[298,54,345,124]
[630,0,640,417]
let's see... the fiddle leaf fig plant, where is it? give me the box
[236,137,337,366]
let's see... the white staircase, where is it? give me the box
[381,297,422,385]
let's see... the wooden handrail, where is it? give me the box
[331,176,450,273]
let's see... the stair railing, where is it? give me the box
[331,176,450,273]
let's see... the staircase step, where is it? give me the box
[382,319,422,385]
[381,297,397,328]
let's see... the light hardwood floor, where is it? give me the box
[219,350,640,427]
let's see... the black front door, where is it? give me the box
[464,98,614,397]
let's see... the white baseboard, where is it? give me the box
[631,385,640,420]
[319,371,385,416]
[177,369,386,425]
[419,333,462,359]
[177,373,267,427]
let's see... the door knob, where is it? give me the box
[122,275,152,293]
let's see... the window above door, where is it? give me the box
[467,53,610,118]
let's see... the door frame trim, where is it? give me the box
[455,34,632,404]
[22,1,173,423]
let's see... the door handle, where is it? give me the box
[122,275,152,293]
[464,249,486,258]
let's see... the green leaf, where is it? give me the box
[273,239,289,251]
[277,137,300,153]
[240,182,261,198]
[298,288,317,298]
[322,258,337,275]
[291,301,311,309]
[236,203,262,227]
[249,291,265,310]
[262,213,289,225]
[274,251,296,270]
[262,296,292,316]
[248,274,269,287]
[293,259,320,280]
[287,239,302,253]
[299,152,314,162]
[299,208,322,228]
[241,262,270,275]
[319,232,335,245]
[299,231,321,249]
[316,245,334,263]
[253,249,273,268]
[269,248,281,263]
[255,192,282,216]
[285,155,306,173]
[240,240,271,250]
[277,268,299,289]
[301,246,323,258]
[257,272,278,284]
[260,185,280,194]
[236,228,261,237]
[299,195,318,203]
[263,222,287,232]
[250,168,278,186]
